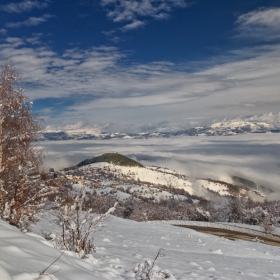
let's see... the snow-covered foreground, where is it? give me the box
[1,216,280,279]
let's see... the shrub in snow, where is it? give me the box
[195,207,210,221]
[0,62,60,230]
[226,196,245,223]
[133,248,175,280]
[133,260,175,280]
[130,201,173,222]
[52,186,117,258]
[259,215,275,234]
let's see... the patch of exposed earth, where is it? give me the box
[176,225,280,247]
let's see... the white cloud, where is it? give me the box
[5,37,25,47]
[0,0,49,13]
[235,7,280,41]
[6,14,53,28]
[44,122,102,135]
[109,36,124,43]
[0,29,7,35]
[40,107,52,114]
[237,7,280,28]
[101,0,189,31]
[25,33,44,44]
[121,20,146,31]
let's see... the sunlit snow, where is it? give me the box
[1,215,280,279]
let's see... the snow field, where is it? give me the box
[2,215,280,279]
[195,179,230,196]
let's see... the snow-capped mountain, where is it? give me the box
[40,121,280,141]
[207,121,274,135]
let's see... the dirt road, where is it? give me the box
[175,225,280,247]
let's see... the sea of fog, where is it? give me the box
[40,133,280,199]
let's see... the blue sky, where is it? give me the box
[1,0,280,133]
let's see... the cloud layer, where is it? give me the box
[0,6,280,132]
[1,31,280,132]
[41,133,280,198]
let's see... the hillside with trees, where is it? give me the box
[77,153,144,168]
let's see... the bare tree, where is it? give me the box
[52,186,118,258]
[259,215,275,234]
[0,62,58,229]
[226,196,245,223]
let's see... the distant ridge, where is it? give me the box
[40,120,280,141]
[77,153,144,168]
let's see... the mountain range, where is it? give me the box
[40,121,280,141]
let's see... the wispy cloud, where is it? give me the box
[138,120,170,132]
[235,7,280,41]
[0,29,7,35]
[0,0,49,13]
[101,0,190,31]
[45,121,102,133]
[5,37,25,47]
[6,14,54,28]
[25,33,44,44]
[120,20,146,32]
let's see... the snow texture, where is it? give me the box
[1,215,280,279]
[84,162,232,197]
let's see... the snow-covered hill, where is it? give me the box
[62,162,254,200]
[1,215,280,279]
[40,121,280,141]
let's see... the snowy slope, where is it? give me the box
[2,216,280,279]
[0,219,102,280]
[82,162,233,197]
[195,179,230,196]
